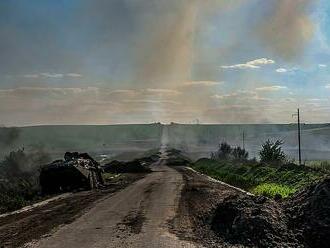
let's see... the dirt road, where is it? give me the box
[27,154,201,248]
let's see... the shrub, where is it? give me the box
[211,142,233,160]
[232,147,249,161]
[211,142,249,162]
[259,140,286,165]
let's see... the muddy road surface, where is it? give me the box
[25,153,201,248]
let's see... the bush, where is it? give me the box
[259,140,286,165]
[211,142,232,160]
[211,142,248,162]
[0,149,49,214]
[232,147,249,161]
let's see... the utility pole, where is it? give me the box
[293,109,302,165]
[242,131,245,150]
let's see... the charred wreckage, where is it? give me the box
[40,152,104,194]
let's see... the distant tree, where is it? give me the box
[211,142,233,160]
[232,147,249,161]
[259,140,286,165]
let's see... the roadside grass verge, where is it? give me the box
[306,160,330,172]
[192,158,328,198]
[252,183,296,198]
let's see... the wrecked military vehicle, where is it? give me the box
[40,152,104,194]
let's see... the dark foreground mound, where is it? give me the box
[211,177,330,248]
[211,195,297,248]
[285,177,330,248]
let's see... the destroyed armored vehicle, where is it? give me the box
[40,152,104,194]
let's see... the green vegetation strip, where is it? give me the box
[192,158,327,198]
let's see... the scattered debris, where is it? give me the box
[39,152,104,194]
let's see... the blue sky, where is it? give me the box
[0,0,329,125]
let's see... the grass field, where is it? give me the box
[192,158,328,198]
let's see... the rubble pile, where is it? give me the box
[40,152,104,194]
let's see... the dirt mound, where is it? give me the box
[211,195,298,248]
[285,177,330,248]
[211,178,330,248]
[103,159,152,174]
[166,149,191,166]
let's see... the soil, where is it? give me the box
[211,195,298,248]
[1,151,329,248]
[171,167,330,248]
[170,167,244,248]
[284,177,330,248]
[0,173,145,248]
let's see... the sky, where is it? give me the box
[1,0,330,126]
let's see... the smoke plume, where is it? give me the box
[256,0,315,60]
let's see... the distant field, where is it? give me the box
[0,124,163,161]
[166,123,330,161]
[1,123,330,162]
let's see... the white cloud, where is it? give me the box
[248,58,275,66]
[212,90,268,101]
[40,73,64,78]
[145,88,180,95]
[256,85,288,91]
[275,67,298,73]
[21,73,82,79]
[23,74,39,78]
[184,81,224,86]
[123,99,179,105]
[319,64,327,68]
[66,73,82,77]
[276,68,288,73]
[325,84,330,89]
[221,58,275,70]
[307,98,328,102]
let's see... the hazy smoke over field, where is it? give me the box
[256,0,315,60]
[0,0,322,126]
[131,0,316,86]
[0,127,20,146]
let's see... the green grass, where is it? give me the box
[306,160,330,172]
[252,183,296,198]
[192,158,328,198]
